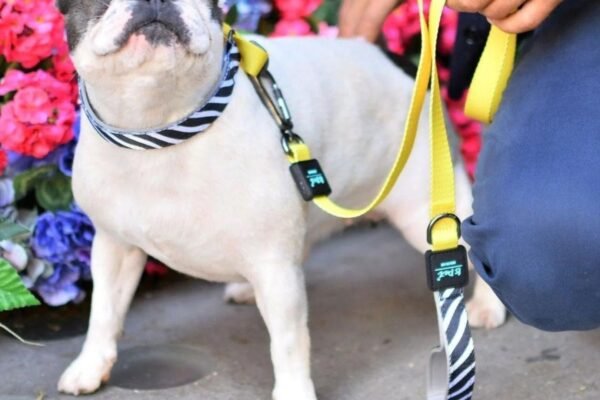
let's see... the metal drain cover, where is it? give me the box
[110,344,213,390]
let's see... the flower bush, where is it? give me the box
[0,0,482,307]
[0,0,88,307]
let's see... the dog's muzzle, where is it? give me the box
[117,0,190,47]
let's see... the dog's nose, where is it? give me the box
[143,0,172,12]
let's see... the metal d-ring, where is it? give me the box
[427,213,462,245]
[281,130,304,156]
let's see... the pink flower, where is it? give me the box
[272,18,313,37]
[383,1,457,56]
[145,259,170,277]
[382,1,423,56]
[13,87,52,124]
[51,42,76,83]
[0,70,75,158]
[444,89,483,179]
[0,149,7,176]
[0,0,67,68]
[318,22,338,38]
[274,0,322,19]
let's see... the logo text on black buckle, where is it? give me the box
[289,159,332,201]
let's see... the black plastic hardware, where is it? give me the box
[289,159,332,201]
[425,245,469,291]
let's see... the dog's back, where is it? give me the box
[248,37,432,244]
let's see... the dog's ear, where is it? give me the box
[56,0,70,14]
[210,0,223,21]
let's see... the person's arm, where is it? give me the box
[338,0,399,42]
[338,0,563,41]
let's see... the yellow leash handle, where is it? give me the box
[465,26,517,123]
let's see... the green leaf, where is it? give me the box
[13,165,58,200]
[0,259,40,312]
[305,16,320,34]
[0,220,31,241]
[35,173,73,212]
[313,0,343,26]
[225,4,239,26]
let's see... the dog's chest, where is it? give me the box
[72,130,265,281]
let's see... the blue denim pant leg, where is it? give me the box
[462,0,600,331]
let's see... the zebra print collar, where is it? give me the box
[80,36,241,151]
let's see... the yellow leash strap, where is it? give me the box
[465,26,517,123]
[426,0,460,252]
[228,23,513,222]
[282,2,434,219]
[223,24,269,78]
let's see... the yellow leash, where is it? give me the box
[227,4,515,398]
[465,26,517,124]
[223,24,269,77]
[226,15,515,237]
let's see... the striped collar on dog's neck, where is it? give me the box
[80,35,241,151]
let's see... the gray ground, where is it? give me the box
[1,224,599,400]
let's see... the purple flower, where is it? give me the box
[0,240,29,270]
[0,178,15,208]
[31,204,94,306]
[35,262,86,306]
[72,248,92,280]
[31,208,95,264]
[0,178,17,220]
[58,113,80,176]
[225,0,272,31]
[7,112,80,177]
[72,112,81,139]
[58,142,76,177]
[7,145,60,176]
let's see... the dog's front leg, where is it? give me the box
[58,231,147,395]
[251,263,317,400]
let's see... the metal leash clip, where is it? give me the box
[249,69,332,201]
[248,69,303,154]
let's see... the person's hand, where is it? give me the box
[338,0,400,42]
[338,0,563,41]
[447,0,563,33]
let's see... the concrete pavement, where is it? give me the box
[1,224,598,399]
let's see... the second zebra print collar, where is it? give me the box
[80,35,241,151]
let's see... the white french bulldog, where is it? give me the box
[56,0,506,398]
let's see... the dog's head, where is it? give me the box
[58,0,223,87]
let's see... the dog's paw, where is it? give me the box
[58,350,116,395]
[466,297,507,329]
[224,282,256,305]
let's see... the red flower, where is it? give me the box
[383,1,457,56]
[0,70,75,158]
[274,0,322,19]
[444,89,483,179]
[0,0,68,68]
[0,149,7,175]
[272,18,314,37]
[51,42,76,83]
[145,259,170,277]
